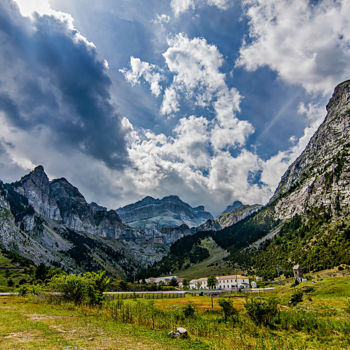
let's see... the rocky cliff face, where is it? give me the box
[0,180,136,276]
[1,167,212,272]
[270,80,350,220]
[12,167,125,239]
[117,195,213,229]
[216,204,262,229]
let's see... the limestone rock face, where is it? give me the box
[116,195,213,229]
[270,80,350,220]
[12,168,124,239]
[12,166,62,221]
[216,204,262,229]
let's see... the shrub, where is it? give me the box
[18,285,28,296]
[19,278,27,285]
[218,298,238,322]
[183,303,196,318]
[244,297,278,326]
[84,271,110,306]
[50,271,110,306]
[7,279,14,287]
[50,274,87,305]
[290,291,303,306]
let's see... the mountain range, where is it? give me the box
[0,80,349,280]
[0,163,257,278]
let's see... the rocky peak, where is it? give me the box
[11,165,61,220]
[270,79,350,219]
[326,79,350,112]
[222,200,243,214]
[117,195,213,229]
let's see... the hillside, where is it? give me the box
[143,80,350,279]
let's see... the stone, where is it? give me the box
[177,327,188,338]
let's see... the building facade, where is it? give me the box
[189,275,250,290]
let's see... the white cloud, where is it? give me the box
[14,0,96,48]
[236,0,350,95]
[153,14,171,24]
[120,57,164,97]
[171,0,233,16]
[162,33,226,113]
[160,87,180,115]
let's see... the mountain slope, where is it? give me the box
[143,80,350,279]
[116,195,213,229]
[0,180,137,277]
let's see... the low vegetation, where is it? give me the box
[0,268,349,349]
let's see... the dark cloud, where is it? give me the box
[0,0,129,169]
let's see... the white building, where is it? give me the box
[145,276,183,285]
[189,275,250,290]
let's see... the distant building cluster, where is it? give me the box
[189,275,250,290]
[145,276,183,285]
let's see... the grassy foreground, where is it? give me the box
[0,274,349,349]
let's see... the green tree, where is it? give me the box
[207,275,218,289]
[168,277,178,287]
[182,279,189,289]
[35,263,49,281]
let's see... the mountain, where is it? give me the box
[142,80,350,279]
[222,201,244,214]
[0,167,211,276]
[116,195,213,229]
[193,203,262,232]
[11,166,125,238]
[0,179,137,277]
[216,203,262,229]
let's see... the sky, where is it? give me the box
[0,0,349,215]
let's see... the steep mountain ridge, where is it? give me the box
[116,195,213,229]
[1,167,218,275]
[0,180,136,277]
[12,167,125,238]
[142,80,350,279]
[270,80,350,220]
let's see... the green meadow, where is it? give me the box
[0,268,349,349]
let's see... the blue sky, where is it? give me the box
[0,0,349,215]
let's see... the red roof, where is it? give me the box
[216,275,247,280]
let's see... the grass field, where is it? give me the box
[0,270,349,349]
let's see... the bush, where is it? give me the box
[183,304,196,318]
[7,279,14,287]
[18,285,28,296]
[244,297,278,326]
[50,271,110,305]
[218,298,238,322]
[84,271,110,306]
[290,291,303,306]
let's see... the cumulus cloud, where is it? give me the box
[0,0,128,170]
[171,0,233,16]
[236,0,350,94]
[162,33,226,113]
[119,57,164,97]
